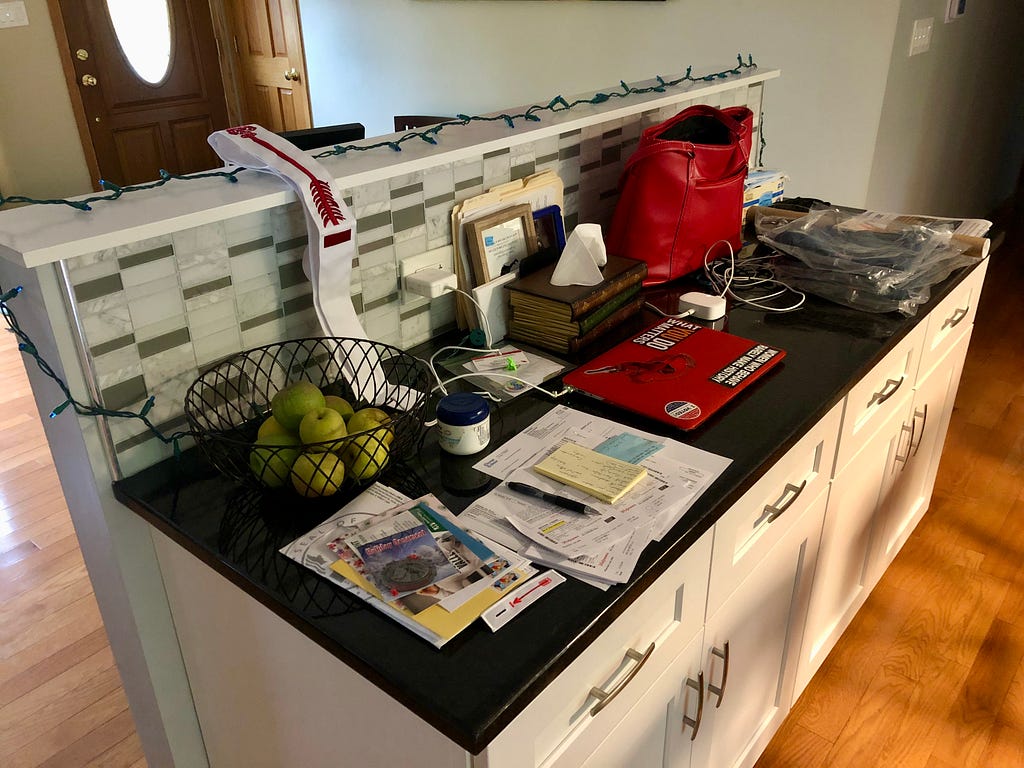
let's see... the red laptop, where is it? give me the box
[563,317,785,430]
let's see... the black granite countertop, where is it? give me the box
[112,263,978,755]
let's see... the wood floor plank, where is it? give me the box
[998,641,1024,730]
[0,627,110,710]
[0,545,87,607]
[0,593,105,661]
[749,720,832,768]
[977,723,1024,768]
[0,599,105,688]
[0,539,40,568]
[84,730,146,768]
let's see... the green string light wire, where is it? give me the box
[1,283,190,455]
[0,55,757,211]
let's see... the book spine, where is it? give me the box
[570,264,647,319]
[577,284,643,334]
[569,296,645,353]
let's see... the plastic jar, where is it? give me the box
[436,393,491,455]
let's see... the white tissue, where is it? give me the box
[550,224,607,286]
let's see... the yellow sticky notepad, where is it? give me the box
[533,442,647,504]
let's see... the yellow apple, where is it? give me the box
[298,407,347,450]
[291,451,346,497]
[271,381,325,431]
[347,407,394,445]
[256,415,293,440]
[249,432,301,488]
[324,394,355,423]
[343,434,391,482]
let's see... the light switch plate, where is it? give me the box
[946,0,967,22]
[0,1,28,28]
[909,17,934,56]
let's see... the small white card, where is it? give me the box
[481,570,567,631]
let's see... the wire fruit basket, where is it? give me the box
[183,337,432,497]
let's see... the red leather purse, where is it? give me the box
[606,105,753,285]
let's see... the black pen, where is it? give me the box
[506,481,601,516]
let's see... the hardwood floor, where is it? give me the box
[0,342,145,766]
[757,217,1024,768]
[0,219,1020,768]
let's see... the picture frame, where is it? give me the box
[532,205,567,252]
[464,204,538,284]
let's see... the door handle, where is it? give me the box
[869,376,904,407]
[942,306,969,330]
[284,68,300,82]
[81,74,98,87]
[763,480,807,523]
[895,419,915,470]
[681,671,705,741]
[707,642,730,708]
[588,642,655,716]
[911,404,928,457]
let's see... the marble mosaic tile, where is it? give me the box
[241,317,289,350]
[422,165,454,200]
[79,298,132,347]
[65,249,121,284]
[93,346,143,391]
[395,232,428,261]
[352,179,391,218]
[127,282,184,330]
[134,313,189,344]
[187,297,239,336]
[120,255,177,289]
[192,326,243,367]
[270,202,306,242]
[224,210,273,246]
[228,243,278,286]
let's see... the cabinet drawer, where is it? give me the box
[835,322,924,474]
[707,400,841,616]
[919,258,988,382]
[482,531,712,768]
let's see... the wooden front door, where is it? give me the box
[226,0,312,133]
[57,0,231,186]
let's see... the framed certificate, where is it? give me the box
[465,204,538,284]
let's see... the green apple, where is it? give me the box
[256,415,293,440]
[343,434,391,482]
[291,451,346,497]
[298,406,347,450]
[249,432,301,488]
[324,394,355,423]
[347,407,392,438]
[271,381,326,431]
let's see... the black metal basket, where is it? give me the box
[183,337,431,496]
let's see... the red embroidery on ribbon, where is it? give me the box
[324,230,352,248]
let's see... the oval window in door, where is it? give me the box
[105,0,172,85]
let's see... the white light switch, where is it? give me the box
[909,17,934,56]
[0,1,28,28]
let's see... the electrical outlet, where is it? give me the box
[399,245,455,297]
[0,1,29,28]
[909,17,934,56]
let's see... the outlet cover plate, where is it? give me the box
[399,245,455,296]
[909,17,934,56]
[0,1,29,28]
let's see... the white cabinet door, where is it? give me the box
[796,386,911,694]
[692,486,828,768]
[581,631,705,768]
[873,330,971,573]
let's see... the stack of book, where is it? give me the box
[505,255,648,354]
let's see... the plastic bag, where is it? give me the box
[755,208,981,316]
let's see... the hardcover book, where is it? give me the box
[505,255,648,321]
[563,317,786,430]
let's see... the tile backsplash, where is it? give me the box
[64,82,764,477]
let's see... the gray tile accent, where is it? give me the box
[74,274,124,302]
[182,276,232,301]
[240,308,283,332]
[359,235,394,255]
[565,212,580,233]
[352,294,364,314]
[400,303,430,321]
[283,292,314,316]
[455,176,483,191]
[536,152,559,165]
[364,293,399,312]
[559,145,581,160]
[228,236,274,257]
[390,182,423,200]
[114,413,189,452]
[275,235,308,253]
[600,188,620,201]
[564,184,580,195]
[425,192,455,208]
[358,210,393,231]
[392,206,426,233]
[90,333,136,358]
[101,375,148,410]
[602,146,621,165]
[560,129,582,140]
[137,327,191,359]
[511,162,535,181]
[278,260,308,289]
[117,244,174,271]
[580,161,601,174]
[483,148,510,159]
[602,127,623,139]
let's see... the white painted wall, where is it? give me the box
[301,0,902,208]
[865,0,1024,217]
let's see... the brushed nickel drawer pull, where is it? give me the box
[942,306,969,330]
[589,642,656,716]
[682,671,705,741]
[895,420,915,469]
[911,404,928,457]
[707,642,730,708]
[870,377,904,407]
[764,480,808,523]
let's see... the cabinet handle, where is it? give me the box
[588,642,655,716]
[911,404,928,457]
[942,306,969,330]
[895,419,915,469]
[870,376,904,407]
[681,671,705,741]
[763,480,807,523]
[707,642,730,708]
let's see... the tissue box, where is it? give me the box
[744,170,786,211]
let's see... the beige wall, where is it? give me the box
[0,0,91,201]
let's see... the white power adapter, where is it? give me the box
[678,291,727,320]
[406,268,458,299]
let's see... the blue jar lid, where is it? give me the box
[437,392,489,426]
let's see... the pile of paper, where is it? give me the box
[459,406,731,589]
